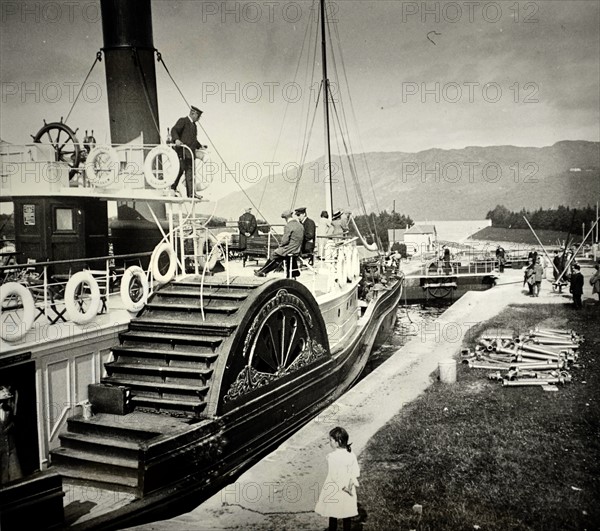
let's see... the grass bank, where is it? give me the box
[358,304,599,530]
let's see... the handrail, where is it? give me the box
[0,252,152,272]
[199,228,230,321]
[1,141,211,198]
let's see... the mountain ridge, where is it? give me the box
[208,140,599,222]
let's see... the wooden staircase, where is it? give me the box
[50,277,264,495]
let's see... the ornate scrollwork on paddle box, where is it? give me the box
[223,338,327,403]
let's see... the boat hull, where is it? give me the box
[67,276,403,530]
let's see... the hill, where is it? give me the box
[209,140,599,222]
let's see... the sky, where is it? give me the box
[1,0,599,203]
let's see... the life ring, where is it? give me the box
[120,266,149,312]
[65,271,102,324]
[144,145,180,189]
[151,242,177,284]
[194,156,213,192]
[336,252,347,285]
[85,146,119,187]
[0,282,35,342]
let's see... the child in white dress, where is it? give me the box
[315,426,360,531]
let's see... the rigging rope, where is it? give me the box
[259,2,314,210]
[64,51,102,124]
[289,1,323,210]
[155,50,276,236]
[331,18,381,215]
[290,85,322,208]
[156,51,191,109]
[328,14,382,244]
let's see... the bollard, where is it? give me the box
[439,359,457,383]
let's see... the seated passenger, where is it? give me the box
[254,210,304,277]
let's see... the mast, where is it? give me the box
[320,0,334,218]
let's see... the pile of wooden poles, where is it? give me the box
[462,327,582,389]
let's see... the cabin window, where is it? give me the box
[55,208,74,231]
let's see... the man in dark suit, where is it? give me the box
[495,245,506,273]
[170,106,206,198]
[295,207,316,264]
[238,207,258,249]
[569,264,584,309]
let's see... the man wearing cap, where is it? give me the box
[171,106,207,198]
[238,207,258,249]
[295,207,316,264]
[255,210,304,277]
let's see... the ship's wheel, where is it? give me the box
[32,120,82,179]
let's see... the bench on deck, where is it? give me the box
[239,234,278,266]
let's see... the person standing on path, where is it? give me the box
[496,245,506,273]
[570,264,584,309]
[533,256,544,297]
[524,258,535,296]
[315,426,360,531]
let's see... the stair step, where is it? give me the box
[51,447,138,470]
[112,346,219,365]
[56,465,139,491]
[119,331,224,349]
[131,317,237,335]
[66,414,162,441]
[58,432,141,455]
[156,288,250,300]
[145,301,240,314]
[174,278,264,290]
[101,378,210,394]
[105,362,213,378]
[131,396,207,411]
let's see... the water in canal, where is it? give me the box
[361,300,452,379]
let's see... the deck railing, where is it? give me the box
[0,141,211,196]
[0,252,152,341]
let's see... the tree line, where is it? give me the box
[351,210,413,249]
[486,205,598,234]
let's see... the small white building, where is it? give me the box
[404,224,437,255]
